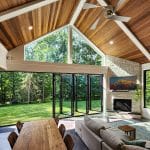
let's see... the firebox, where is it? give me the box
[113,99,132,112]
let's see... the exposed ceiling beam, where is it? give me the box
[70,0,87,25]
[0,42,8,52]
[72,25,105,64]
[97,0,150,60]
[115,21,150,60]
[0,0,59,22]
[0,42,8,70]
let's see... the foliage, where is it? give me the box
[25,28,68,63]
[134,84,142,102]
[72,29,102,65]
[24,27,102,65]
[145,70,150,108]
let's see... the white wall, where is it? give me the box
[6,45,144,114]
[7,45,108,74]
[142,63,150,119]
[0,43,8,70]
[105,55,142,113]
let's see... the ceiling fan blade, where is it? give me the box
[114,0,126,11]
[83,3,99,9]
[108,15,131,22]
[90,18,100,30]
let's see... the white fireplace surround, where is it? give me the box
[107,91,141,113]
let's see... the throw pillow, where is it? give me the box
[107,128,129,141]
[121,145,147,150]
[122,139,146,148]
[84,116,105,136]
[100,129,124,150]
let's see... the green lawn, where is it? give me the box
[0,100,101,126]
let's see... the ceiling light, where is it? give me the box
[28,26,33,30]
[109,40,114,45]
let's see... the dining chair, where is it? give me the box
[8,132,18,149]
[54,116,59,126]
[59,124,66,138]
[64,134,74,150]
[16,121,23,133]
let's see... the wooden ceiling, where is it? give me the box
[0,0,79,49]
[75,0,150,64]
[0,0,149,64]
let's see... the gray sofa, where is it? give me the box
[75,116,148,150]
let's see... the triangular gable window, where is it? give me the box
[72,29,102,65]
[24,27,68,63]
[24,26,102,65]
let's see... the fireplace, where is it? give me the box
[113,99,132,112]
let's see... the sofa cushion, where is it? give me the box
[121,145,147,150]
[84,116,105,136]
[94,119,111,129]
[100,129,124,150]
[122,139,146,148]
[107,128,129,141]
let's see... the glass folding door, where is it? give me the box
[89,75,103,113]
[74,74,86,116]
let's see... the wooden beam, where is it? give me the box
[0,0,59,22]
[72,25,105,65]
[97,0,150,60]
[67,26,73,64]
[70,0,87,25]
[0,42,8,70]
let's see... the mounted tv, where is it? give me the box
[110,76,137,91]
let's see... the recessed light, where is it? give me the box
[109,40,114,45]
[28,26,33,30]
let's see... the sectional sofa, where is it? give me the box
[75,116,148,150]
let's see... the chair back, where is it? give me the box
[16,121,23,133]
[54,116,59,125]
[59,124,66,138]
[8,132,18,149]
[64,134,74,150]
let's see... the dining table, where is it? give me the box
[13,118,67,150]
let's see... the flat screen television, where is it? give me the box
[110,76,137,91]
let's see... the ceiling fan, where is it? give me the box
[83,0,131,30]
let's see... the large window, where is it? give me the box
[144,70,150,108]
[72,29,102,65]
[24,28,68,63]
[0,72,103,126]
[24,27,102,65]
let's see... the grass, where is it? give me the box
[0,100,101,126]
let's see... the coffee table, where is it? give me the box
[118,125,136,140]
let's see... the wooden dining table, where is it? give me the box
[13,118,67,150]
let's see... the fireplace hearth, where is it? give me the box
[113,99,132,112]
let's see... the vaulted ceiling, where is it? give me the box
[0,0,150,64]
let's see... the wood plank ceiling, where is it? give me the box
[0,0,79,49]
[75,0,150,64]
[0,0,149,64]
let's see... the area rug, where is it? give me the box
[109,119,150,140]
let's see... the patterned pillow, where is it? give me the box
[122,139,146,147]
[121,145,147,150]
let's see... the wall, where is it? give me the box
[7,46,143,114]
[7,45,108,74]
[105,55,142,113]
[142,63,150,119]
[0,43,8,70]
